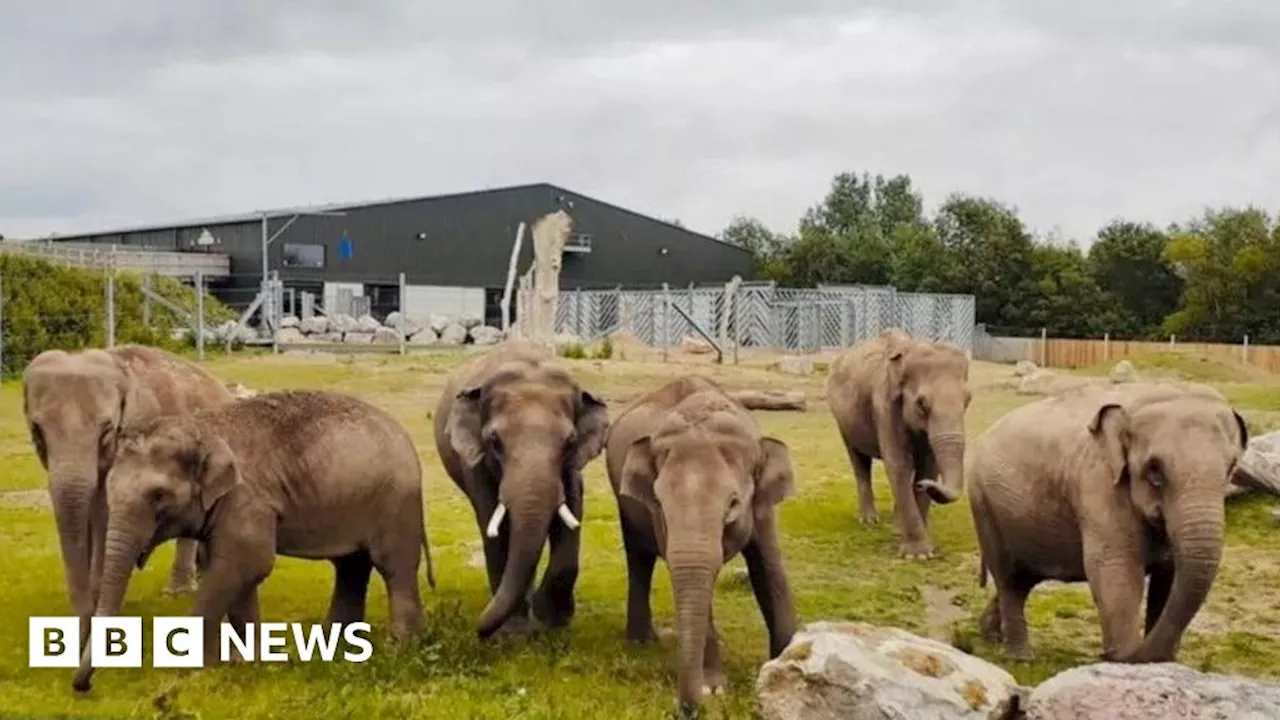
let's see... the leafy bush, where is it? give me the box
[0,254,236,377]
[558,341,587,359]
[591,336,614,360]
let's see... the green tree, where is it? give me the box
[933,193,1038,329]
[1087,220,1182,337]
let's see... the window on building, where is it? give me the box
[282,243,325,268]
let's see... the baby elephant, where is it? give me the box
[968,382,1247,664]
[72,390,435,692]
[606,375,797,713]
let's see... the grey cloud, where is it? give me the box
[2,1,1278,244]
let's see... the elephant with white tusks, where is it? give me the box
[433,340,609,639]
[22,346,234,647]
[968,381,1248,663]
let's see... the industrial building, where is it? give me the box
[42,182,754,324]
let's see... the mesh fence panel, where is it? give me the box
[551,282,976,353]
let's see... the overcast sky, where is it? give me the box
[3,1,1278,243]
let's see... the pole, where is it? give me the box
[105,251,116,349]
[398,272,407,355]
[500,222,526,332]
[196,271,205,361]
[1039,327,1046,366]
[1243,334,1250,363]
[662,282,671,363]
[142,274,152,327]
[1103,332,1110,361]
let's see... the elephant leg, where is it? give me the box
[191,545,273,667]
[532,471,583,629]
[1145,562,1174,637]
[979,596,1002,642]
[882,448,933,559]
[1083,541,1145,661]
[913,448,938,527]
[371,559,424,643]
[701,606,725,696]
[87,488,107,607]
[742,512,797,658]
[163,539,200,595]
[997,571,1038,660]
[849,448,878,525]
[326,550,374,627]
[224,585,260,663]
[620,513,658,643]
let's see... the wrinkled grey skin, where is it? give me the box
[826,328,971,559]
[968,382,1247,663]
[71,390,434,693]
[433,340,609,638]
[22,346,232,644]
[606,375,797,714]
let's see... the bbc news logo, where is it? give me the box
[29,617,374,668]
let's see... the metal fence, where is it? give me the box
[554,282,976,353]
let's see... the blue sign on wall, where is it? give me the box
[338,231,354,261]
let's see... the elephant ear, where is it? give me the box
[447,386,486,468]
[619,436,658,509]
[571,390,609,470]
[1089,402,1131,485]
[183,434,240,512]
[884,333,910,404]
[753,437,796,516]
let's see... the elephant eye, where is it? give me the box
[148,487,168,506]
[1145,459,1165,489]
[916,395,930,414]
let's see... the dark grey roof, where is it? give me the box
[43,181,741,251]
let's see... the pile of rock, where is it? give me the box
[756,621,1280,719]
[273,312,505,346]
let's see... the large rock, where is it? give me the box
[279,315,300,329]
[428,314,453,334]
[756,621,1024,720]
[299,315,329,335]
[1232,430,1280,499]
[776,355,815,376]
[439,323,468,345]
[343,332,373,344]
[1013,360,1038,377]
[459,315,483,330]
[383,311,421,337]
[276,327,306,344]
[409,328,438,345]
[1023,662,1280,719]
[330,314,358,334]
[372,327,400,344]
[356,314,382,333]
[470,325,503,346]
[1110,360,1136,383]
[680,334,715,354]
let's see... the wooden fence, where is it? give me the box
[1001,335,1280,374]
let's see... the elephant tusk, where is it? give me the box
[557,503,581,530]
[486,503,507,538]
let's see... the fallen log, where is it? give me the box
[729,390,806,411]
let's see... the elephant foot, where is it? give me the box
[492,613,534,638]
[898,539,937,560]
[701,669,726,696]
[626,624,659,644]
[1004,643,1034,662]
[530,588,574,630]
[979,607,1002,642]
[858,506,879,525]
[162,578,199,596]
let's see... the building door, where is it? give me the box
[364,283,400,322]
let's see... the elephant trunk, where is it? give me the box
[476,476,564,639]
[922,428,966,504]
[71,508,150,693]
[1136,494,1224,662]
[48,455,102,631]
[668,540,720,710]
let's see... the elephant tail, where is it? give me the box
[422,529,436,591]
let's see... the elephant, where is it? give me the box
[605,374,797,712]
[22,345,233,639]
[967,381,1248,663]
[71,389,435,692]
[825,328,971,559]
[433,339,609,638]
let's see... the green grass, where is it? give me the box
[2,352,1279,718]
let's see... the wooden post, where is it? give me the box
[1104,332,1110,361]
[1243,334,1249,363]
[1040,327,1047,366]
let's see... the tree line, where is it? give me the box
[718,171,1280,344]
